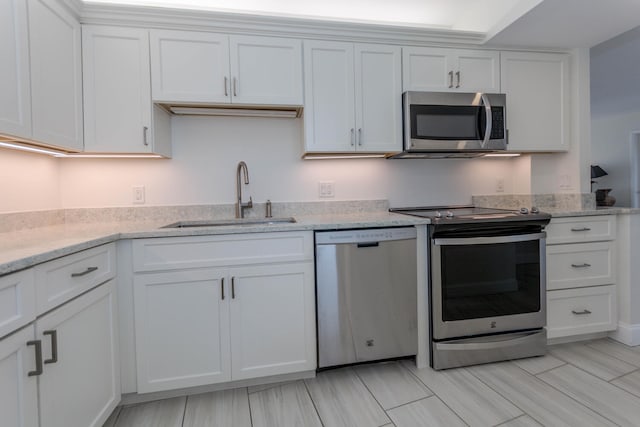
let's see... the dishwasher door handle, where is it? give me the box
[357,242,379,248]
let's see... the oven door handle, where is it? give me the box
[433,232,546,246]
[434,330,543,351]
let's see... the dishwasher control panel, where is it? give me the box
[315,227,417,245]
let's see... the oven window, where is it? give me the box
[439,240,540,321]
[411,105,482,140]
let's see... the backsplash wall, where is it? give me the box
[0,148,61,213]
[2,113,584,214]
[58,115,528,209]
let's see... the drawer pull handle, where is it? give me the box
[571,263,591,268]
[231,277,236,299]
[71,266,98,277]
[221,277,225,300]
[570,227,591,232]
[27,340,43,376]
[572,309,592,315]
[43,330,58,364]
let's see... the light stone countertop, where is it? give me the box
[0,211,427,276]
[2,204,639,277]
[543,206,640,217]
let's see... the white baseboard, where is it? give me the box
[609,322,640,346]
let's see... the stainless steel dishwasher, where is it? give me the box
[315,227,417,369]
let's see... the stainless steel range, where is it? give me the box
[391,205,551,370]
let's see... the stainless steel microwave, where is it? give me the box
[391,91,507,159]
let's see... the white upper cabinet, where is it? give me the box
[403,47,500,93]
[501,51,570,152]
[150,31,229,103]
[83,25,171,156]
[355,44,403,153]
[0,0,31,139]
[0,0,83,152]
[304,41,402,153]
[28,0,83,151]
[230,35,303,105]
[150,30,303,106]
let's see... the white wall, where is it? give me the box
[0,148,61,213]
[591,26,640,207]
[57,115,526,209]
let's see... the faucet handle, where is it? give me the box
[247,196,253,208]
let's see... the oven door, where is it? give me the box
[431,232,546,340]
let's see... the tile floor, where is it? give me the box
[103,338,640,427]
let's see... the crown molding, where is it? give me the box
[78,3,487,47]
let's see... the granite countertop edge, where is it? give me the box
[2,207,639,277]
[0,212,428,276]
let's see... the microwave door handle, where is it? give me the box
[480,93,492,148]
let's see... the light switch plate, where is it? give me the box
[318,181,335,198]
[132,186,145,204]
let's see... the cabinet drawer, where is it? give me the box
[0,269,36,339]
[35,243,116,314]
[546,215,616,244]
[547,285,616,339]
[547,242,614,290]
[132,231,313,272]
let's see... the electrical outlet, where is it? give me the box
[496,177,505,193]
[318,181,335,198]
[132,185,145,204]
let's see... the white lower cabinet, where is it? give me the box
[0,280,119,427]
[37,280,120,427]
[546,215,617,339]
[229,263,315,380]
[133,232,316,394]
[134,269,231,393]
[547,285,617,339]
[0,326,39,427]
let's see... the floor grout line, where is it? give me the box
[302,378,326,427]
[533,361,627,427]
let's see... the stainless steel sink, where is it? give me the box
[161,217,296,228]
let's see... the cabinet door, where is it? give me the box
[134,269,231,393]
[82,26,153,153]
[229,262,316,380]
[354,44,402,153]
[303,40,356,152]
[37,281,120,427]
[0,0,31,138]
[230,35,303,105]
[150,30,230,103]
[455,49,500,93]
[501,51,570,152]
[0,326,39,427]
[402,46,454,92]
[28,0,83,151]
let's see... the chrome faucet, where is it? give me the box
[235,161,253,218]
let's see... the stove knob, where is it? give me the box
[446,211,454,219]
[531,206,540,214]
[434,211,442,218]
[519,207,529,214]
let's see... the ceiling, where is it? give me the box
[84,0,640,48]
